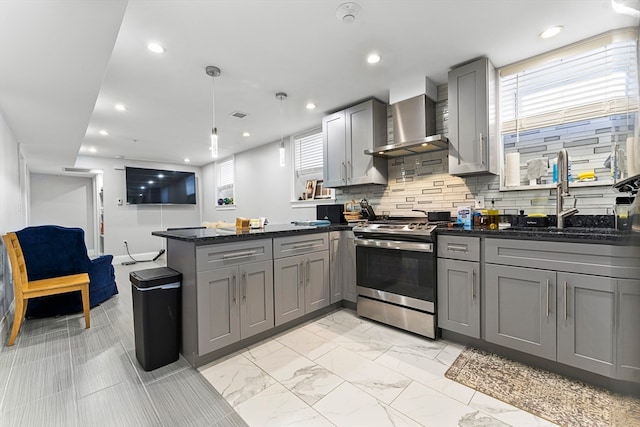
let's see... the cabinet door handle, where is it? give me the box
[242,271,247,301]
[563,281,568,320]
[546,279,550,318]
[341,162,346,183]
[447,244,468,252]
[299,261,304,287]
[479,132,485,165]
[292,243,315,250]
[471,269,476,301]
[223,250,256,260]
[232,273,237,305]
[306,259,311,283]
[347,160,352,180]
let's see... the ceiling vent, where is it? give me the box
[230,111,248,119]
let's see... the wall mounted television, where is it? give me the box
[125,166,196,205]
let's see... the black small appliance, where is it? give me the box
[316,204,346,224]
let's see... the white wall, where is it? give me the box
[75,156,203,257]
[202,138,320,225]
[30,173,96,250]
[0,111,27,344]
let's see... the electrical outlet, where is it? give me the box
[475,196,485,209]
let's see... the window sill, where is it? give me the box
[215,205,237,211]
[291,198,337,209]
[500,179,614,192]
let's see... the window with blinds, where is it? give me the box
[216,157,234,203]
[500,35,638,134]
[498,28,638,186]
[294,131,323,176]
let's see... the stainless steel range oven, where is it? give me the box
[353,220,437,338]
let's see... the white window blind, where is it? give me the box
[500,33,638,135]
[294,131,323,176]
[217,157,234,200]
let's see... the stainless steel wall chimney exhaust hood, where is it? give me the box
[365,94,448,158]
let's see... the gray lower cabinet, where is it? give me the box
[330,230,357,304]
[485,264,557,361]
[274,233,330,326]
[437,235,481,338]
[197,260,274,355]
[437,258,480,338]
[557,272,616,377]
[617,279,640,382]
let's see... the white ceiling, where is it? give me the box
[1,0,638,174]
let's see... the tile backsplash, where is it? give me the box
[335,84,625,217]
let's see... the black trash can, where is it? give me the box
[130,267,182,371]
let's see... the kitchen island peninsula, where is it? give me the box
[152,224,351,367]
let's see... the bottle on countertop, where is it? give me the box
[488,200,499,230]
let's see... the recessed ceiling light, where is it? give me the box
[99,130,109,136]
[147,42,165,54]
[306,103,316,110]
[184,158,190,163]
[88,147,97,153]
[367,53,381,64]
[114,103,127,111]
[242,132,250,137]
[540,26,563,39]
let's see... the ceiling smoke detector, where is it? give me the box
[336,2,361,24]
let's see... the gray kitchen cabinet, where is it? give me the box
[322,99,388,187]
[617,279,640,382]
[330,230,357,304]
[448,57,498,176]
[437,235,481,338]
[274,234,330,326]
[437,258,480,338]
[195,240,274,356]
[197,260,274,355]
[484,264,557,361]
[557,272,616,377]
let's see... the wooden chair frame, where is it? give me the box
[2,232,90,346]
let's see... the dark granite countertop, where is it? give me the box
[436,226,637,245]
[152,223,352,245]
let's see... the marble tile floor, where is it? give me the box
[199,309,561,427]
[0,260,562,426]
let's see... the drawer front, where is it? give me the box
[437,235,480,262]
[484,238,639,278]
[273,233,329,259]
[196,239,272,271]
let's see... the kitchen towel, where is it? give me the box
[527,157,548,185]
[505,152,520,187]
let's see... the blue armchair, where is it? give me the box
[15,225,118,318]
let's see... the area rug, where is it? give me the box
[445,347,640,427]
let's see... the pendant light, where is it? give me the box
[205,65,221,158]
[276,92,287,167]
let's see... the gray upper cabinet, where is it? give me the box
[448,57,498,176]
[617,279,640,382]
[485,264,557,360]
[322,99,388,187]
[557,272,616,378]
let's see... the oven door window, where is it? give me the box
[356,245,434,302]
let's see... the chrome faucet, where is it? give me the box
[556,149,579,228]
